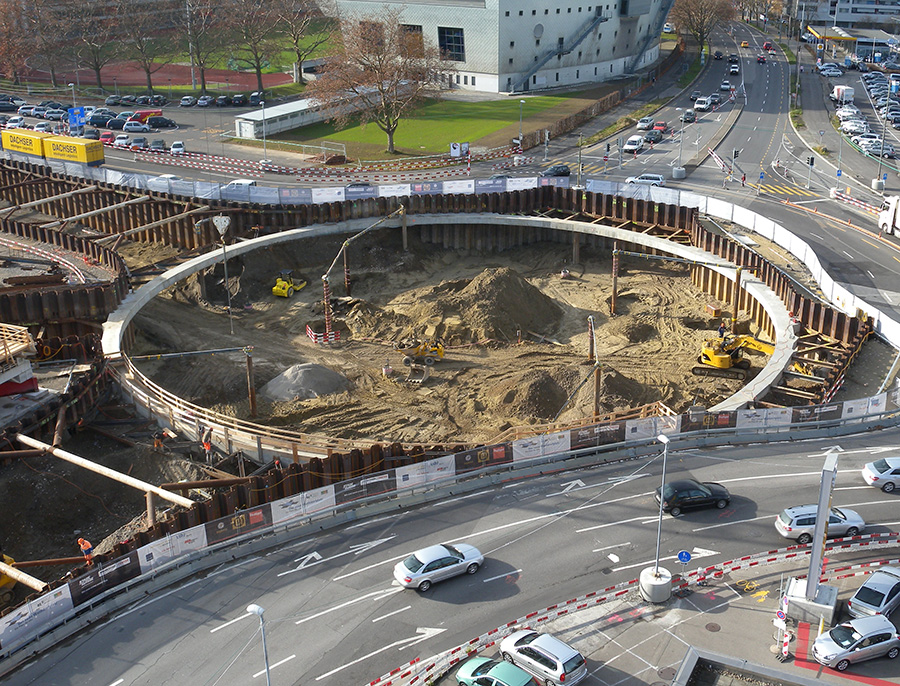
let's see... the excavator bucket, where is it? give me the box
[405,363,431,384]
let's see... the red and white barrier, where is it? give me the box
[306,324,340,344]
[830,189,880,215]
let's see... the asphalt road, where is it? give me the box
[7,431,900,686]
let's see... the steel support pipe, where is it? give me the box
[0,561,47,592]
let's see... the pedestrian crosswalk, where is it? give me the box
[749,183,820,198]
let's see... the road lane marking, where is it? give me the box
[296,587,404,625]
[253,655,295,678]
[315,628,445,680]
[692,514,777,532]
[210,611,252,633]
[593,542,631,553]
[483,569,523,583]
[372,605,411,622]
[577,516,649,533]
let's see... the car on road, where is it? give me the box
[729,64,740,74]
[774,504,865,543]
[99,131,115,144]
[636,116,655,130]
[680,108,695,122]
[812,615,900,671]
[656,478,730,516]
[757,54,767,63]
[820,68,843,77]
[643,129,663,143]
[663,22,675,32]
[197,95,215,107]
[625,172,666,186]
[541,164,571,177]
[456,657,540,686]
[123,120,150,133]
[690,90,702,101]
[720,80,731,91]
[714,51,723,60]
[694,97,711,111]
[708,93,722,105]
[728,53,739,63]
[113,134,131,146]
[848,566,900,618]
[740,40,749,48]
[180,96,197,107]
[652,120,667,132]
[623,134,644,152]
[499,630,588,686]
[392,542,483,591]
[862,457,900,492]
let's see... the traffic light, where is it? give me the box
[606,143,611,153]
[808,156,815,167]
[733,149,739,159]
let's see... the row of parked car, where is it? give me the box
[834,71,900,158]
[179,92,260,108]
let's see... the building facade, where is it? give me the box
[333,0,671,93]
[790,0,900,28]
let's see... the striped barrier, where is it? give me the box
[306,324,340,344]
[491,156,536,171]
[830,189,880,215]
[0,234,88,284]
[367,533,900,686]
[133,152,264,177]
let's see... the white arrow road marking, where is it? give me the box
[808,445,845,457]
[608,553,620,563]
[547,474,647,498]
[315,628,446,680]
[691,547,719,558]
[253,655,295,678]
[296,587,404,625]
[278,537,395,577]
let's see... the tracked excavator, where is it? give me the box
[693,334,775,380]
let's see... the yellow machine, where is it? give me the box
[693,334,775,380]
[272,270,307,298]
[394,337,445,366]
[0,554,17,605]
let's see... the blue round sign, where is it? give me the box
[677,550,692,563]
[759,171,765,180]
[837,169,842,177]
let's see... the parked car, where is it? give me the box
[215,95,232,107]
[231,94,248,106]
[392,542,483,591]
[636,116,655,130]
[499,630,588,686]
[643,129,663,143]
[147,116,177,128]
[656,478,730,516]
[105,95,121,106]
[862,457,900,492]
[851,133,882,146]
[456,657,540,686]
[625,173,666,186]
[82,128,101,140]
[123,120,150,133]
[774,505,865,543]
[170,141,186,155]
[841,120,869,134]
[848,566,900,618]
[32,122,52,132]
[180,96,197,107]
[862,141,896,158]
[44,109,66,121]
[120,95,137,104]
[811,615,900,671]
[730,64,740,75]
[0,115,10,125]
[249,91,263,106]
[0,101,18,112]
[135,95,152,106]
[31,106,48,118]
[0,94,26,106]
[130,137,149,150]
[690,90,702,101]
[820,68,843,77]
[541,164,571,177]
[197,95,215,107]
[117,111,135,120]
[106,118,126,130]
[149,139,167,151]
[151,95,168,106]
[16,105,35,116]
[663,22,675,32]
[113,134,131,146]
[88,112,114,127]
[99,131,115,144]
[5,115,25,128]
[623,134,644,153]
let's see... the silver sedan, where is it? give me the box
[393,543,483,591]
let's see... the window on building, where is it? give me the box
[576,69,579,77]
[456,74,460,83]
[510,41,515,47]
[578,50,582,58]
[555,72,559,81]
[438,27,465,61]
[596,48,600,55]
[532,9,536,14]
[472,76,476,86]
[533,75,537,84]
[594,66,597,74]
[464,75,468,84]
[545,8,549,13]
[505,10,509,16]
[536,39,541,46]
[401,25,424,56]
[556,7,560,12]
[568,7,571,12]
[509,58,514,64]
[519,10,523,15]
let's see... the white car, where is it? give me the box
[841,120,869,134]
[729,64,740,75]
[720,80,731,91]
[44,109,66,121]
[636,116,654,130]
[123,120,150,133]
[862,457,900,492]
[32,122,52,132]
[694,97,711,111]
[170,141,186,155]
[499,630,589,685]
[851,133,882,145]
[623,135,644,153]
[6,115,25,127]
[821,68,843,77]
[837,110,865,122]
[625,173,666,186]
[113,134,131,146]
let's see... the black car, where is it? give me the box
[728,53,739,63]
[135,95,152,106]
[215,95,232,107]
[88,112,114,126]
[120,95,137,104]
[656,479,731,516]
[150,95,168,106]
[643,129,663,143]
[714,51,723,60]
[708,93,722,105]
[541,164,571,177]
[690,90,702,101]
[231,94,248,106]
[82,128,101,140]
[0,101,17,112]
[105,95,121,106]
[106,117,126,130]
[0,115,9,125]
[147,116,176,128]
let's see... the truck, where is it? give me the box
[830,85,855,104]
[878,196,900,235]
[44,136,105,166]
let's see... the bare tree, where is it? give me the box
[28,0,69,88]
[70,2,121,92]
[306,8,453,153]
[115,0,179,94]
[271,0,336,84]
[0,0,29,84]
[671,0,734,55]
[182,0,226,94]
[224,0,281,94]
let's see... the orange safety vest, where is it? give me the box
[78,538,93,555]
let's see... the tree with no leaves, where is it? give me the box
[70,3,121,93]
[223,0,281,95]
[671,0,734,55]
[271,0,336,85]
[305,8,453,154]
[0,0,28,84]
[115,0,179,94]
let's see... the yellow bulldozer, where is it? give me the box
[394,337,445,366]
[693,334,775,380]
[272,269,308,298]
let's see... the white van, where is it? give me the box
[694,97,711,111]
[223,179,258,189]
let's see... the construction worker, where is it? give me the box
[78,537,94,566]
[718,321,727,338]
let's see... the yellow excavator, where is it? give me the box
[394,337,445,366]
[0,553,17,605]
[693,334,775,380]
[272,269,308,298]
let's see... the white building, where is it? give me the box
[333,0,672,93]
[792,0,900,28]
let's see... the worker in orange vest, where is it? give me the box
[77,538,93,565]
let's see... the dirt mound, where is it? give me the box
[261,363,350,401]
[489,368,573,421]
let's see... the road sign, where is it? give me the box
[759,171,764,180]
[837,169,842,177]
[777,610,786,620]
[884,173,889,181]
[819,129,825,137]
[603,155,608,162]
[677,550,692,563]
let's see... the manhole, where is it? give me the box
[658,667,677,680]
[706,622,721,632]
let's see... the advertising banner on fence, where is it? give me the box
[69,550,142,607]
[272,494,305,525]
[334,471,397,505]
[0,584,72,651]
[205,504,273,546]
[138,525,208,572]
[302,485,336,515]
[793,403,842,424]
[869,393,887,415]
[736,408,793,429]
[681,410,737,433]
[569,422,626,449]
[886,387,900,411]
[842,398,869,419]
[455,444,512,473]
[395,455,456,489]
[511,432,571,462]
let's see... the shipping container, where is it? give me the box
[1,130,53,158]
[44,136,105,166]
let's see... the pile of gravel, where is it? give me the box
[261,363,349,401]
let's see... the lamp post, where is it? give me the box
[639,433,673,602]
[212,216,234,335]
[67,82,76,109]
[247,604,272,686]
[261,100,268,161]
[673,109,686,179]
[653,434,670,576]
[518,99,525,147]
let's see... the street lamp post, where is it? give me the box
[653,434,670,576]
[261,100,267,161]
[673,109,686,179]
[67,82,76,109]
[247,604,272,686]
[518,99,525,147]
[639,433,673,603]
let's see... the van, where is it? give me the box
[249,92,263,106]
[830,85,855,104]
[223,179,257,189]
[694,97,711,111]
[130,109,163,123]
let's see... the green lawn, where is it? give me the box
[279,95,577,157]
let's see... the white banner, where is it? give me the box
[137,525,208,572]
[0,585,73,650]
[302,485,336,515]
